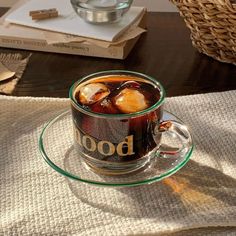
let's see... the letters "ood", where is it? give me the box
[74,128,135,157]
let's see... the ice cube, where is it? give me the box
[91,98,119,114]
[114,88,148,113]
[78,83,110,105]
[121,81,141,89]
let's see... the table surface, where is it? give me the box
[0,8,236,98]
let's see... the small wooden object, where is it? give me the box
[29,8,58,20]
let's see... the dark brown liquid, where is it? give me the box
[74,75,161,114]
[72,75,162,162]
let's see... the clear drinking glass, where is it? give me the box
[70,0,133,23]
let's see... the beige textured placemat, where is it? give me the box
[0,53,31,94]
[1,91,236,236]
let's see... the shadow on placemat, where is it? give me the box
[138,226,236,236]
[0,53,31,95]
[65,150,236,219]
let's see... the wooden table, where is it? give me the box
[1,8,236,98]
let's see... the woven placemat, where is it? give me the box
[1,91,236,235]
[0,53,31,94]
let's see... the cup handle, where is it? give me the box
[155,120,193,158]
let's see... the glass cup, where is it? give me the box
[69,70,192,175]
[70,0,133,24]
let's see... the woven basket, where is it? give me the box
[170,0,236,65]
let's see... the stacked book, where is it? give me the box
[0,0,147,59]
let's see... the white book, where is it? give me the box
[5,0,144,42]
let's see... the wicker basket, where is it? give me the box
[170,0,236,65]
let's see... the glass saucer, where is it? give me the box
[39,110,193,187]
